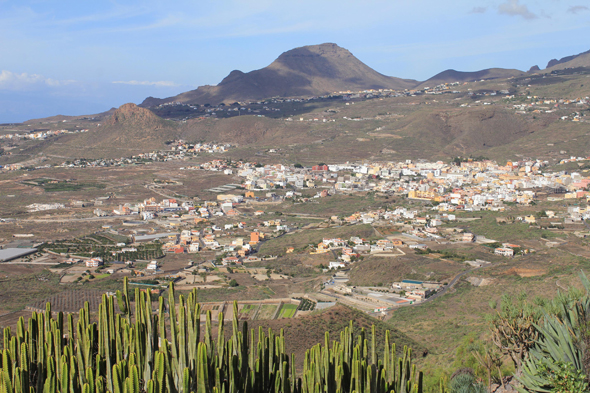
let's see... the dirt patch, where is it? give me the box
[367,133,402,138]
[466,276,495,286]
[502,267,546,277]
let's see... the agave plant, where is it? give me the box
[516,271,590,392]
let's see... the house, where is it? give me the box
[394,279,423,290]
[523,215,536,224]
[237,249,248,257]
[86,258,103,268]
[202,239,220,249]
[494,247,514,257]
[430,218,443,227]
[329,261,347,269]
[462,233,475,242]
[222,256,241,265]
[408,244,427,250]
[407,288,434,300]
[312,165,329,171]
[146,261,159,270]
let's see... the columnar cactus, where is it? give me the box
[0,277,423,393]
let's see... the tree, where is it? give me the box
[470,342,504,390]
[229,279,238,287]
[199,272,207,283]
[487,292,542,373]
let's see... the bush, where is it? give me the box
[449,371,486,393]
[229,279,238,287]
[537,361,588,393]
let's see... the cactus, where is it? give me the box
[0,276,424,393]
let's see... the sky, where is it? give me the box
[0,0,589,123]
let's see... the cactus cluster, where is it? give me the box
[1,278,423,393]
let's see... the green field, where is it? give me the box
[239,304,258,319]
[278,304,297,319]
[23,178,106,192]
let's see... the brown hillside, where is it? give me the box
[109,103,163,127]
[348,255,464,286]
[141,43,418,107]
[246,304,428,369]
[40,103,179,158]
[376,106,532,158]
[179,116,312,146]
[417,68,523,88]
[546,49,590,69]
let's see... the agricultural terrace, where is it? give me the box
[40,232,163,262]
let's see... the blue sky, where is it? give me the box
[0,0,588,122]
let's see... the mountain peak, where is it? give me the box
[277,43,352,59]
[110,103,162,126]
[141,43,417,107]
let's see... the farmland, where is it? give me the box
[277,304,297,319]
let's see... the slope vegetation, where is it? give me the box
[248,304,428,369]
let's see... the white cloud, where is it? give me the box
[470,6,487,14]
[568,5,589,14]
[498,0,537,20]
[0,70,75,90]
[112,80,179,87]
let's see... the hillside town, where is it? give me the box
[0,141,232,171]
[5,153,590,315]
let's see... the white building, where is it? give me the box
[86,258,104,268]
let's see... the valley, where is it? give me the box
[1,42,590,392]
